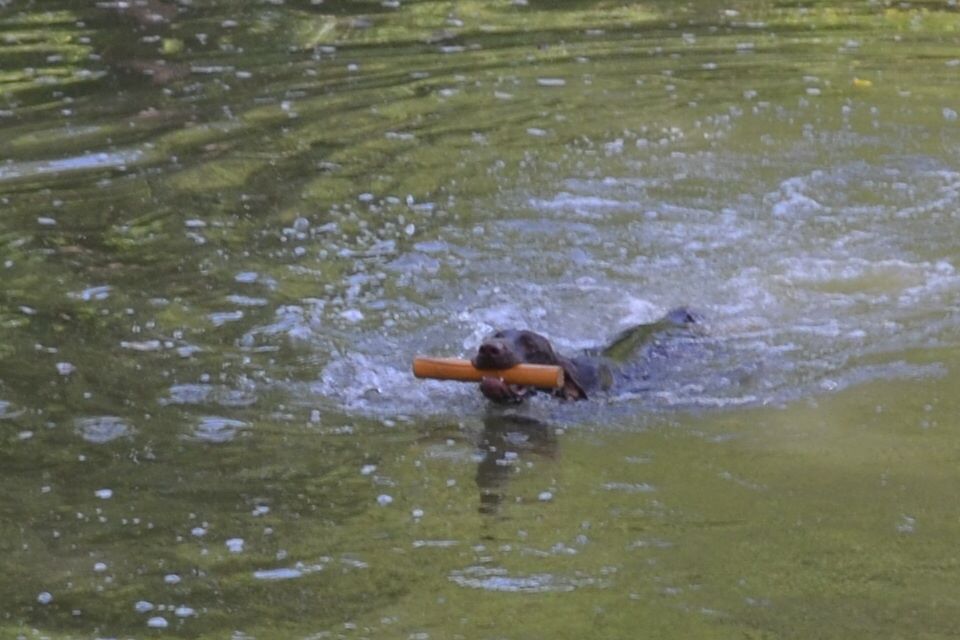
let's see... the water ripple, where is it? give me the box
[0,149,144,182]
[189,417,249,443]
[449,566,605,593]
[74,416,132,444]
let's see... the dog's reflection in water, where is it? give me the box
[475,412,557,515]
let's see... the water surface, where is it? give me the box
[2,1,960,638]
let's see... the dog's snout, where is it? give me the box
[479,342,502,358]
[473,336,520,370]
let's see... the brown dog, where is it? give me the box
[471,308,699,404]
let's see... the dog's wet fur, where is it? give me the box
[471,307,700,403]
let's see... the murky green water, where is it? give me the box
[3,0,960,637]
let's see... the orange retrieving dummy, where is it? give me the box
[412,357,564,388]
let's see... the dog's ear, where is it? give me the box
[556,358,588,401]
[516,331,560,365]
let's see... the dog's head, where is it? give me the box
[471,329,587,403]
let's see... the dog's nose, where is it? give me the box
[479,342,502,358]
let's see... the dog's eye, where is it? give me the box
[492,331,504,339]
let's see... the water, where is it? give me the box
[3,1,960,638]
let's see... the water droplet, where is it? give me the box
[254,567,303,581]
[192,417,248,443]
[340,309,364,323]
[147,616,169,629]
[896,514,916,534]
[208,310,244,326]
[74,416,131,444]
[135,600,155,613]
[68,285,112,301]
[120,339,163,351]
